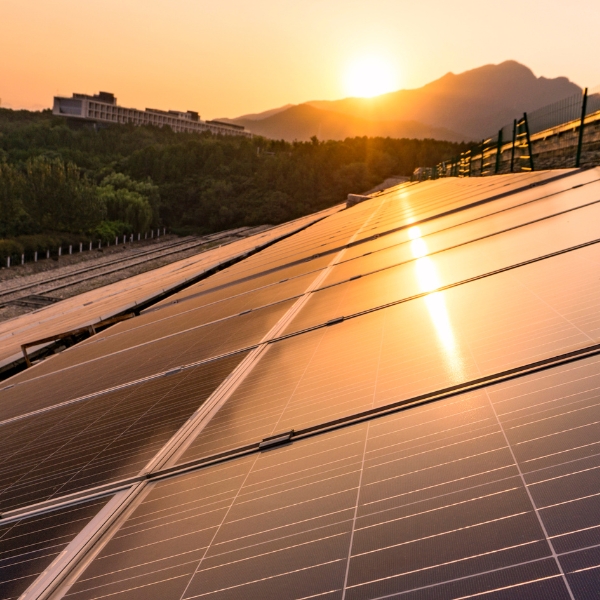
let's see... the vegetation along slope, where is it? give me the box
[0,108,469,261]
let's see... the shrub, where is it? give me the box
[0,239,24,265]
[93,220,130,244]
[15,233,91,256]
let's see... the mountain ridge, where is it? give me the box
[226,61,581,142]
[227,103,467,143]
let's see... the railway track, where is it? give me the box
[0,235,219,303]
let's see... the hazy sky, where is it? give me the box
[2,0,599,118]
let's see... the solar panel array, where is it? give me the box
[2,168,600,599]
[0,207,340,372]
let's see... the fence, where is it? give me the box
[3,228,167,269]
[415,84,600,180]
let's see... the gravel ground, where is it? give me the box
[0,235,183,285]
[0,235,223,323]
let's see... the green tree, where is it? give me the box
[0,160,28,237]
[97,173,159,232]
[23,156,104,232]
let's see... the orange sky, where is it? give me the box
[2,0,599,118]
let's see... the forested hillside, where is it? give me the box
[0,108,469,259]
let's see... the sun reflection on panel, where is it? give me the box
[415,256,440,291]
[410,229,465,380]
[424,293,457,351]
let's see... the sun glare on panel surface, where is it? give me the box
[344,56,399,98]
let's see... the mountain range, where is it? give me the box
[224,61,581,142]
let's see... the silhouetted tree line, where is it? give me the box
[0,108,469,250]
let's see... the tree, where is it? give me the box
[97,173,159,232]
[22,156,104,232]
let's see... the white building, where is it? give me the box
[52,91,251,138]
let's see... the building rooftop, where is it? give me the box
[53,91,251,137]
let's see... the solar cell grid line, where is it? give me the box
[337,168,600,268]
[177,241,600,463]
[0,496,108,600]
[0,352,247,513]
[57,363,600,600]
[0,299,296,422]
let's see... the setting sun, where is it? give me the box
[344,56,399,98]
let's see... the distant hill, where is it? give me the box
[227,103,467,142]
[227,61,581,142]
[232,104,294,121]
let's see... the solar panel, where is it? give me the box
[0,209,339,372]
[0,353,247,512]
[0,299,295,419]
[179,240,600,463]
[60,349,600,599]
[284,200,600,335]
[13,174,598,396]
[0,497,107,599]
[5,170,600,600]
[332,173,600,283]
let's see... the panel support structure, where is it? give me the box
[576,87,588,168]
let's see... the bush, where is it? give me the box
[0,239,24,265]
[15,233,91,256]
[93,220,130,244]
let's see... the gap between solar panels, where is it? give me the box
[12,193,390,600]
[4,228,600,431]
